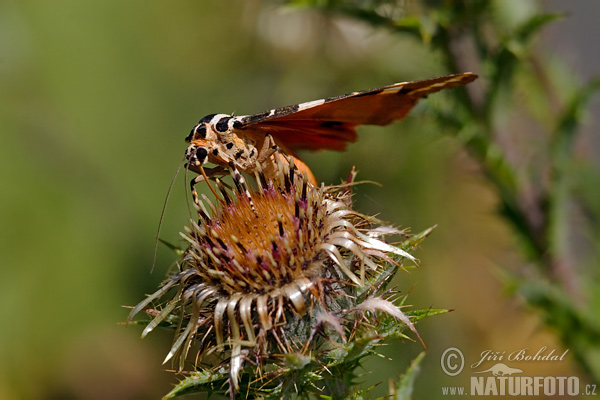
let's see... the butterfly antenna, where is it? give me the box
[152,157,186,273]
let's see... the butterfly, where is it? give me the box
[185,72,477,188]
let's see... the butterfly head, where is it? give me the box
[185,113,253,171]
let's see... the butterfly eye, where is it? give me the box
[194,147,208,164]
[186,145,208,164]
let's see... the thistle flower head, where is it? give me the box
[129,160,431,398]
[184,171,329,296]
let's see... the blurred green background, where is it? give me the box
[1,1,598,399]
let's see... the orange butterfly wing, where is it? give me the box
[238,72,477,152]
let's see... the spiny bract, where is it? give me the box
[129,160,431,399]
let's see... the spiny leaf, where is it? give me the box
[500,271,600,380]
[163,368,228,399]
[159,238,185,256]
[400,226,436,250]
[512,13,564,44]
[405,308,450,322]
[484,13,564,121]
[553,77,600,159]
[388,351,426,400]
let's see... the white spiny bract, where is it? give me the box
[129,160,427,399]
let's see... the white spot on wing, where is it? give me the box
[297,98,326,111]
[380,74,472,96]
[382,85,405,95]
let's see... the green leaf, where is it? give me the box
[405,308,450,322]
[400,226,435,250]
[501,272,600,383]
[553,77,600,162]
[484,13,564,121]
[163,368,228,399]
[388,351,426,400]
[159,238,185,256]
[512,13,564,44]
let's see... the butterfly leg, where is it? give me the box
[256,133,286,164]
[256,133,317,185]
[257,133,292,173]
[189,165,227,205]
[227,161,256,214]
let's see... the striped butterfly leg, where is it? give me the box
[226,161,256,214]
[189,165,227,206]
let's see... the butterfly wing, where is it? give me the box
[238,72,477,152]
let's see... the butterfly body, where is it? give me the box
[185,72,477,185]
[185,113,314,184]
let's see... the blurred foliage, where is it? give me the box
[1,0,598,399]
[286,0,600,385]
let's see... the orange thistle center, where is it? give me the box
[186,178,326,294]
